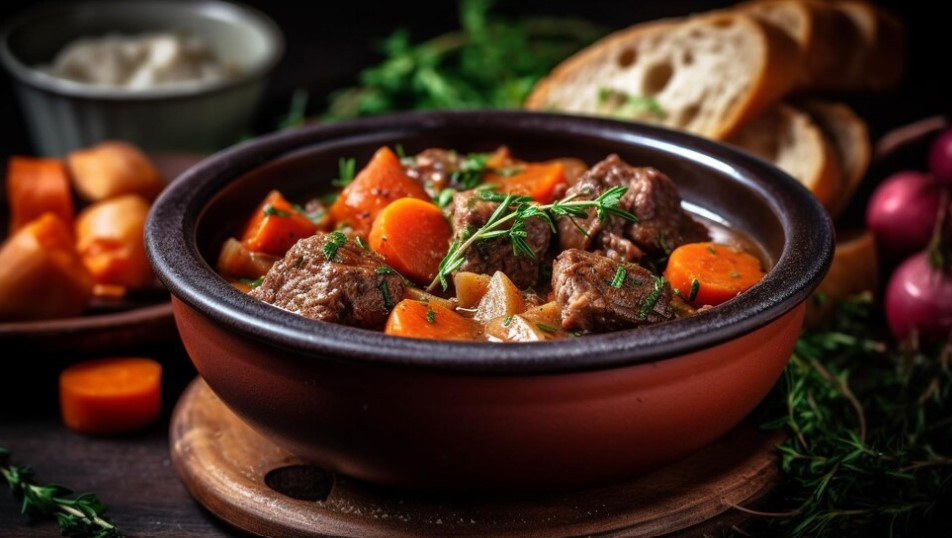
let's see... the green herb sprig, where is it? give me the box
[749,294,952,537]
[322,0,605,119]
[1,448,123,538]
[428,185,636,291]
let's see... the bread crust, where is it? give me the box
[738,0,864,91]
[524,12,801,140]
[726,103,844,211]
[798,99,871,217]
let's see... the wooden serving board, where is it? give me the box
[170,378,783,538]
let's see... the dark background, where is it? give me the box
[1,0,948,167]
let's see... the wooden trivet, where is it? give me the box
[170,378,782,537]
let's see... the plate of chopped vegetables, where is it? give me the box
[0,146,203,353]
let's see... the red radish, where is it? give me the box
[928,127,952,187]
[884,191,952,343]
[865,170,943,266]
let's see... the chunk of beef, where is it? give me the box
[447,189,551,290]
[557,154,709,263]
[403,148,460,195]
[249,231,405,328]
[552,249,694,333]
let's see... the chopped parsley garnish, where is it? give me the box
[239,276,265,289]
[639,276,665,319]
[375,265,395,275]
[611,265,627,288]
[503,315,514,327]
[263,204,291,218]
[379,280,394,309]
[689,278,700,302]
[323,231,348,260]
[425,306,436,324]
[450,152,490,189]
[436,188,457,209]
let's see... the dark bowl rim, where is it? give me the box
[145,109,834,374]
[0,0,285,100]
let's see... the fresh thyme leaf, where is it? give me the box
[536,322,559,334]
[323,231,348,260]
[375,265,394,275]
[263,204,292,218]
[355,236,369,250]
[1,448,124,538]
[611,265,627,288]
[689,278,700,302]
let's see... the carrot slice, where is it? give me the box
[240,190,319,257]
[664,242,765,308]
[66,140,165,202]
[329,146,430,238]
[6,156,74,233]
[59,357,162,436]
[485,161,567,204]
[0,213,93,321]
[384,299,480,341]
[368,197,452,285]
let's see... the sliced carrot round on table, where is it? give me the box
[59,357,162,436]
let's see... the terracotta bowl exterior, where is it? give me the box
[146,110,833,493]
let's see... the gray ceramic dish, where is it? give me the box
[146,110,834,492]
[0,0,284,155]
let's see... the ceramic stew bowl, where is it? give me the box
[146,110,833,493]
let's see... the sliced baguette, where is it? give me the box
[726,102,843,212]
[524,11,802,140]
[736,0,864,91]
[797,99,871,218]
[830,0,906,90]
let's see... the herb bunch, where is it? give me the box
[428,185,636,291]
[1,447,123,538]
[749,294,952,537]
[322,0,606,119]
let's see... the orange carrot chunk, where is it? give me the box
[486,161,567,204]
[664,241,766,308]
[385,299,480,341]
[368,197,452,285]
[6,156,74,233]
[0,213,93,321]
[240,190,319,257]
[59,357,162,436]
[75,193,154,291]
[329,146,430,238]
[66,140,165,202]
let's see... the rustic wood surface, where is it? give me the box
[0,341,782,538]
[170,378,782,538]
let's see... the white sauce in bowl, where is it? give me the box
[44,32,239,89]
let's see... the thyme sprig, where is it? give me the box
[1,448,123,538]
[428,185,636,291]
[750,293,952,537]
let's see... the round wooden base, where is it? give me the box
[170,378,782,537]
